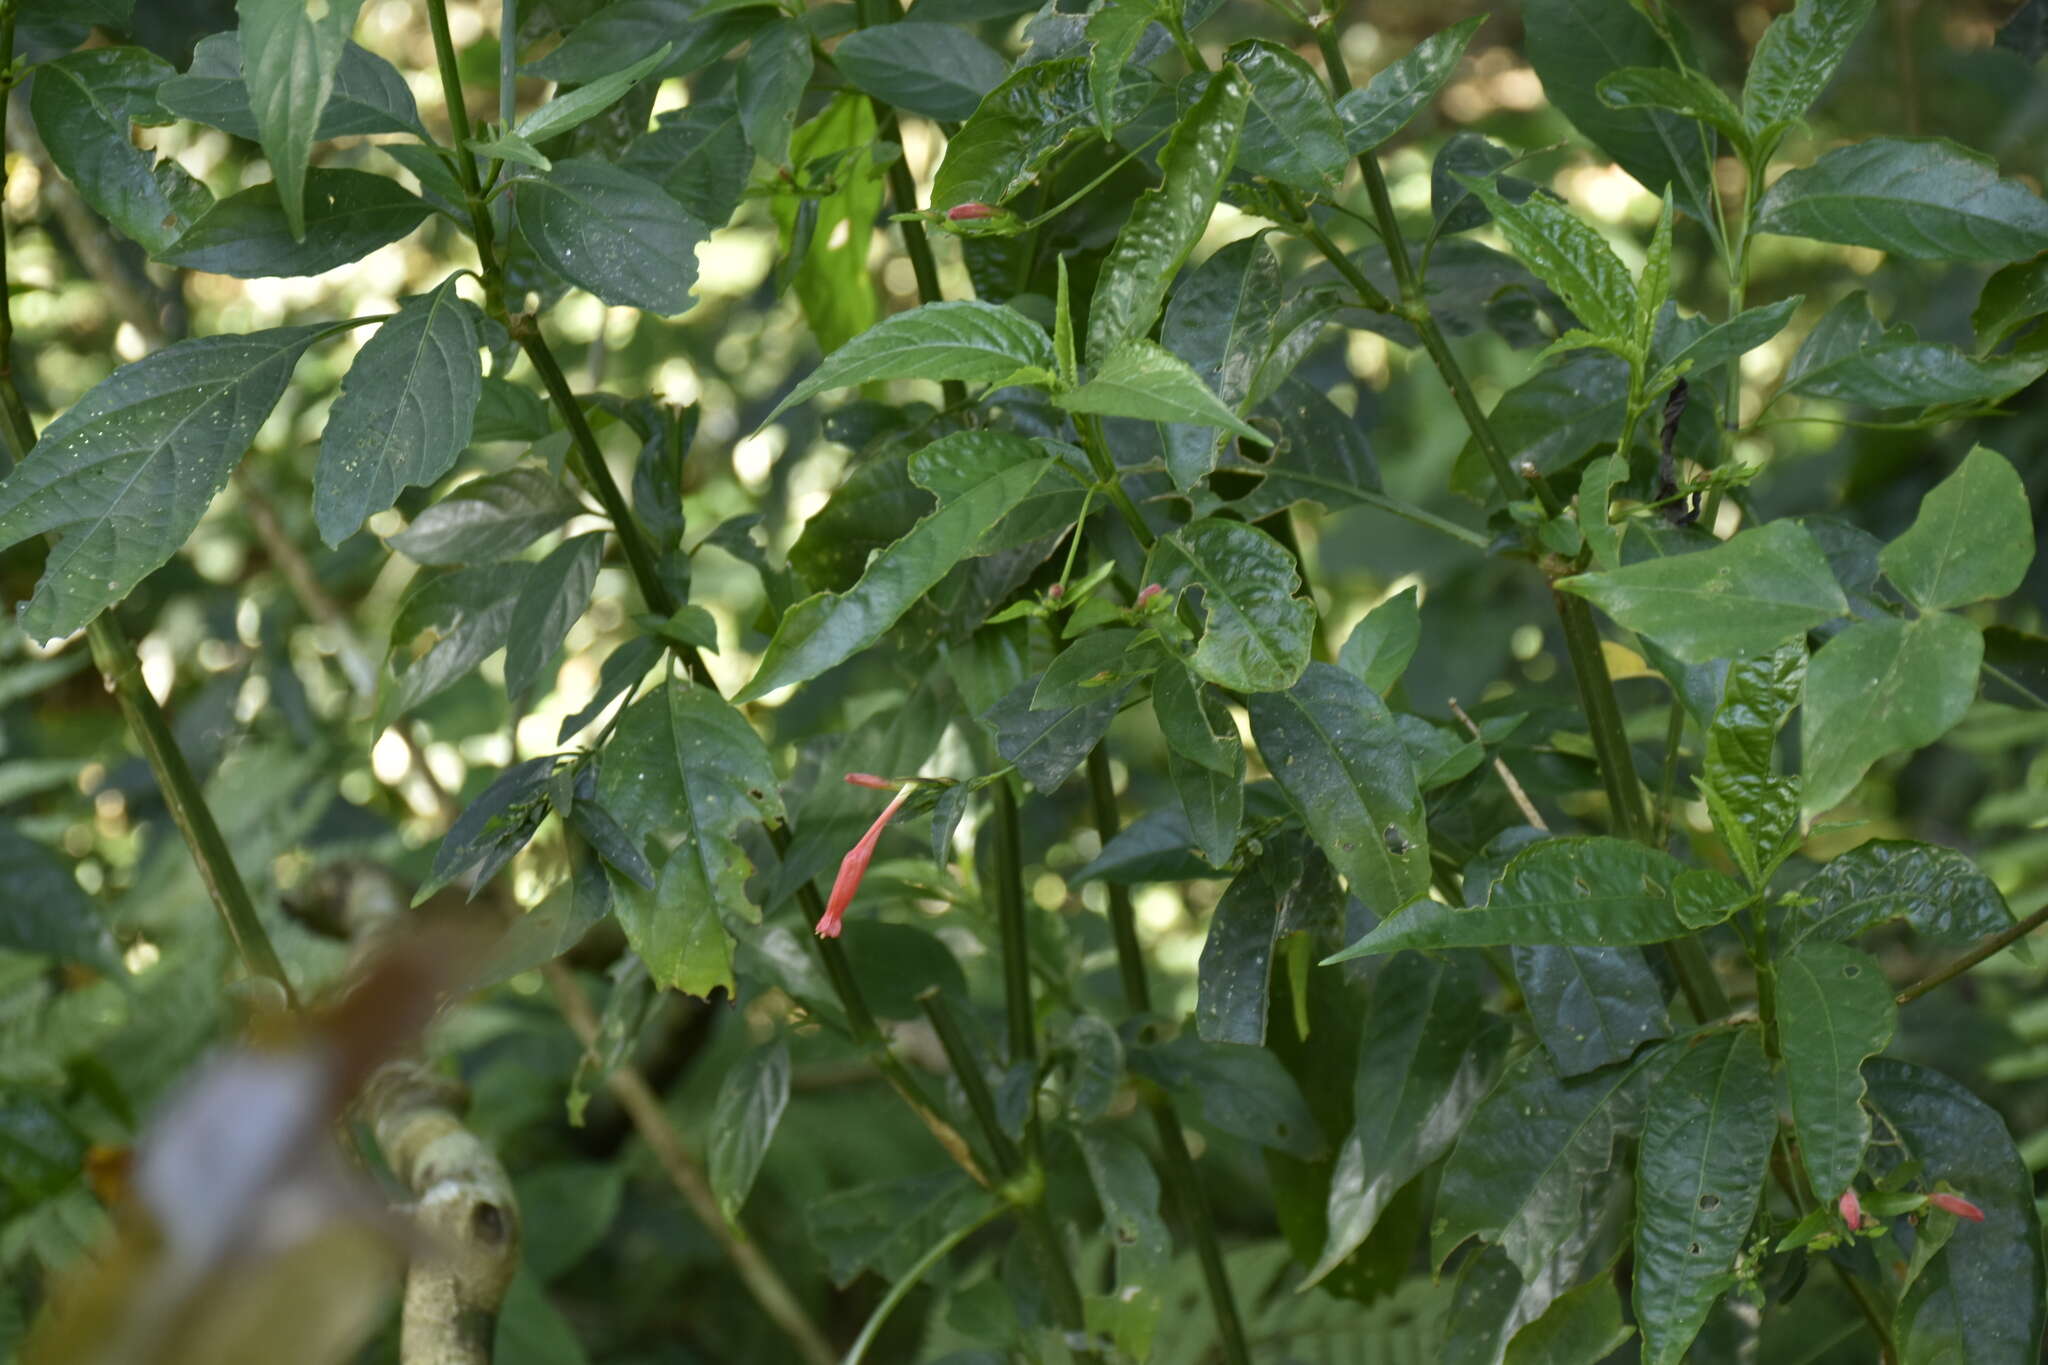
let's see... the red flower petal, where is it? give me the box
[816,785,912,938]
[844,772,896,790]
[947,202,998,220]
[1929,1192,1986,1223]
[1838,1188,1870,1230]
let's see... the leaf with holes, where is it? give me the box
[1776,943,1895,1201]
[1149,518,1313,693]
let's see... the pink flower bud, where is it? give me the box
[844,772,896,791]
[947,202,998,221]
[1135,583,1164,608]
[1928,1192,1985,1223]
[816,784,912,938]
[1839,1188,1873,1230]
[1047,582,1065,600]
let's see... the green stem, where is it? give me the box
[842,1199,1005,1365]
[1075,414,1155,548]
[1083,745,1249,1365]
[1652,697,1684,848]
[0,9,296,1009]
[1349,489,1491,550]
[1552,589,1648,839]
[990,780,1037,1068]
[1895,900,2048,1007]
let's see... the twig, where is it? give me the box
[1895,902,2048,1007]
[1449,698,1545,831]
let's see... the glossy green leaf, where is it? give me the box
[1087,0,1158,135]
[1756,137,2048,262]
[1196,834,1333,1042]
[622,95,752,230]
[155,168,429,278]
[468,129,551,172]
[738,446,1062,699]
[1224,375,1384,519]
[1454,178,1634,341]
[524,0,775,84]
[1156,234,1285,489]
[378,565,533,726]
[1522,0,1716,224]
[766,302,1054,423]
[514,159,708,315]
[707,1039,790,1224]
[1450,350,1626,502]
[1247,663,1428,916]
[1743,0,1876,133]
[1781,291,2048,411]
[315,277,483,546]
[1224,39,1348,190]
[1865,1060,2047,1365]
[1503,1273,1635,1365]
[1557,520,1847,666]
[598,681,785,994]
[513,44,672,145]
[1879,445,2034,610]
[0,324,325,643]
[1327,838,1697,959]
[505,533,606,703]
[386,467,585,565]
[1633,1026,1776,1365]
[1431,132,1536,235]
[834,22,1007,122]
[1776,943,1895,1200]
[1972,253,2048,350]
[1801,612,1982,814]
[736,20,813,167]
[1306,954,1506,1285]
[160,32,422,141]
[984,675,1127,792]
[1653,296,1800,383]
[1128,1034,1324,1158]
[1513,944,1671,1078]
[1597,66,1748,150]
[808,1169,995,1286]
[1337,586,1420,694]
[1057,339,1268,443]
[1336,17,1482,152]
[1154,658,1240,777]
[30,48,212,255]
[0,824,119,973]
[235,0,367,239]
[1150,518,1314,693]
[1033,629,1158,711]
[1782,839,2017,948]
[1170,732,1244,869]
[933,53,1156,210]
[1433,1043,1657,1276]
[1085,66,1250,366]
[1701,641,1806,886]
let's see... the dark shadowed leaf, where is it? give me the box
[160,32,423,141]
[515,159,708,314]
[1756,137,2048,262]
[736,20,812,167]
[30,48,213,255]
[707,1040,790,1224]
[387,467,585,566]
[1129,1033,1324,1158]
[622,96,752,229]
[1780,292,2048,411]
[505,533,606,703]
[235,0,368,238]
[156,168,430,277]
[377,565,533,726]
[1513,944,1670,1077]
[1224,39,1348,190]
[833,23,1007,122]
[1195,834,1337,1043]
[0,824,120,972]
[984,676,1128,792]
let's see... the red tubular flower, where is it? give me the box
[1134,582,1164,609]
[815,783,913,938]
[947,202,998,221]
[1929,1192,1986,1222]
[1839,1188,1873,1230]
[843,772,896,791]
[1047,582,1065,601]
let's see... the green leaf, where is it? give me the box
[1503,1274,1635,1365]
[379,565,533,726]
[622,95,753,230]
[1801,612,1982,815]
[772,94,886,354]
[766,301,1054,423]
[1780,291,2048,410]
[707,1040,790,1225]
[738,445,1062,699]
[1306,953,1506,1286]
[1077,1128,1171,1358]
[1450,351,1629,503]
[30,48,213,255]
[1756,138,2048,262]
[1154,658,1240,775]
[1743,0,1876,133]
[1513,944,1671,1078]
[983,675,1127,792]
[1085,66,1250,366]
[505,533,605,703]
[1781,839,2017,948]
[1652,296,1800,383]
[1339,586,1420,695]
[736,20,813,167]
[1597,66,1749,151]
[524,0,775,84]
[235,0,367,239]
[1224,39,1348,191]
[1433,1043,1657,1276]
[1522,0,1716,225]
[1155,228,1284,488]
[160,32,423,142]
[1087,0,1158,135]
[316,277,484,546]
[1556,520,1848,666]
[514,1161,626,1282]
[933,53,1156,210]
[1865,1060,2047,1365]
[1196,834,1333,1042]
[468,129,551,172]
[514,159,709,315]
[1327,837,1697,959]
[1170,730,1244,869]
[155,167,430,278]
[1128,1034,1324,1158]
[1701,641,1806,886]
[1972,253,2048,351]
[834,22,1007,122]
[513,43,672,145]
[1151,518,1314,694]
[1058,339,1268,443]
[387,467,585,565]
[1879,446,2035,610]
[1776,943,1895,1200]
[0,824,119,973]
[0,324,324,643]
[598,681,785,994]
[1336,16,1482,152]
[1431,132,1537,235]
[1032,629,1158,711]
[1632,1026,1776,1365]
[1246,663,1429,916]
[1454,178,1634,341]
[808,1169,995,1286]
